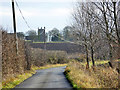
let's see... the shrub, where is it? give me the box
[46,50,68,64]
[30,48,68,66]
[67,53,86,62]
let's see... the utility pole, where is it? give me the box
[11,0,18,55]
[44,27,46,44]
[44,27,46,62]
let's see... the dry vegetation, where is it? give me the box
[2,31,29,81]
[65,60,119,88]
[30,48,68,66]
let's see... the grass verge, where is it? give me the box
[2,63,67,88]
[2,70,35,88]
[64,69,79,89]
[31,63,67,71]
[64,61,119,88]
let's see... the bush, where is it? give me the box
[30,48,45,66]
[46,51,68,64]
[30,48,68,66]
[67,53,86,62]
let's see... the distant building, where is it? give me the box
[38,27,45,42]
[25,27,46,42]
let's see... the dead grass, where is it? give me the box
[81,60,109,67]
[65,60,119,88]
[31,63,67,71]
[2,70,35,88]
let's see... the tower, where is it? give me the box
[38,27,45,42]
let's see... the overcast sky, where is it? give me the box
[0,0,78,33]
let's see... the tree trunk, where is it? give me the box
[85,44,89,69]
[109,42,113,63]
[103,5,113,67]
[91,46,95,66]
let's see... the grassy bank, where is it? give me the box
[2,64,67,88]
[32,64,67,70]
[65,60,119,88]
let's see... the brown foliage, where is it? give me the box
[2,31,31,81]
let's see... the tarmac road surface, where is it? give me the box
[15,66,73,89]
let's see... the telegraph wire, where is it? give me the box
[15,0,32,30]
[52,33,84,45]
[14,0,82,45]
[15,0,45,35]
[14,0,73,43]
[52,33,76,44]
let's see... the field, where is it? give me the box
[30,42,84,53]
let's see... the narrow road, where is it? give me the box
[15,66,72,89]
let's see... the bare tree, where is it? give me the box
[72,0,120,69]
[92,0,120,66]
[72,2,99,67]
